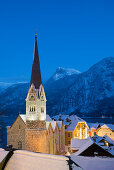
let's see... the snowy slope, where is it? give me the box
[48,57,114,117]
[0,57,113,120]
[53,67,81,80]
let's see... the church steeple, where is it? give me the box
[30,33,42,89]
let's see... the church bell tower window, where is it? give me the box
[41,107,44,113]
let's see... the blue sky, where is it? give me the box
[0,0,114,82]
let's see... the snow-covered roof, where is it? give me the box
[46,114,52,121]
[0,148,9,163]
[74,138,94,156]
[106,124,114,130]
[19,114,52,123]
[88,123,100,130]
[46,120,62,132]
[66,116,85,131]
[99,124,112,130]
[20,114,26,123]
[71,155,114,170]
[57,121,62,130]
[71,137,91,150]
[5,150,69,170]
[96,135,114,145]
[53,114,87,131]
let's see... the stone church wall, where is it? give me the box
[7,116,25,149]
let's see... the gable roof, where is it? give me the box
[19,114,52,123]
[96,135,114,145]
[72,137,114,157]
[46,120,63,132]
[66,116,85,131]
[71,137,91,150]
[88,123,100,130]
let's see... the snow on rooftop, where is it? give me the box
[66,116,85,131]
[46,114,52,121]
[20,114,26,123]
[0,148,9,163]
[19,114,52,123]
[71,155,114,170]
[106,124,114,130]
[74,138,94,156]
[88,123,100,129]
[71,137,91,150]
[4,150,69,170]
[96,135,114,145]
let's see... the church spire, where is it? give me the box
[30,33,42,89]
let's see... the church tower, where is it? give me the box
[26,33,46,128]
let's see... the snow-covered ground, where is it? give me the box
[4,150,70,170]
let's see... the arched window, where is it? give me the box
[18,141,22,149]
[32,107,33,111]
[30,107,31,111]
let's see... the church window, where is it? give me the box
[30,107,31,111]
[32,107,34,111]
[41,107,44,113]
[34,107,35,111]
[18,141,22,149]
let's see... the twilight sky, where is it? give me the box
[0,0,114,82]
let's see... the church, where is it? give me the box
[7,34,65,155]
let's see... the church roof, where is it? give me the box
[19,114,52,123]
[30,34,42,89]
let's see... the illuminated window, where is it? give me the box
[18,141,22,149]
[41,107,44,113]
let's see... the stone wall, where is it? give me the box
[25,129,48,153]
[7,115,25,149]
[26,120,46,129]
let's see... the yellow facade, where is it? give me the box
[74,122,89,139]
[65,131,73,145]
[96,125,114,140]
[65,122,89,146]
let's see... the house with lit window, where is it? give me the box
[7,34,65,155]
[65,115,89,150]
[96,124,114,140]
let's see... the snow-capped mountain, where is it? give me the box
[47,57,114,117]
[0,57,113,121]
[52,67,81,80]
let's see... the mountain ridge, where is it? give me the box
[0,57,113,121]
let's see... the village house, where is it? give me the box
[96,124,114,140]
[7,34,65,155]
[71,137,114,157]
[65,115,89,147]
